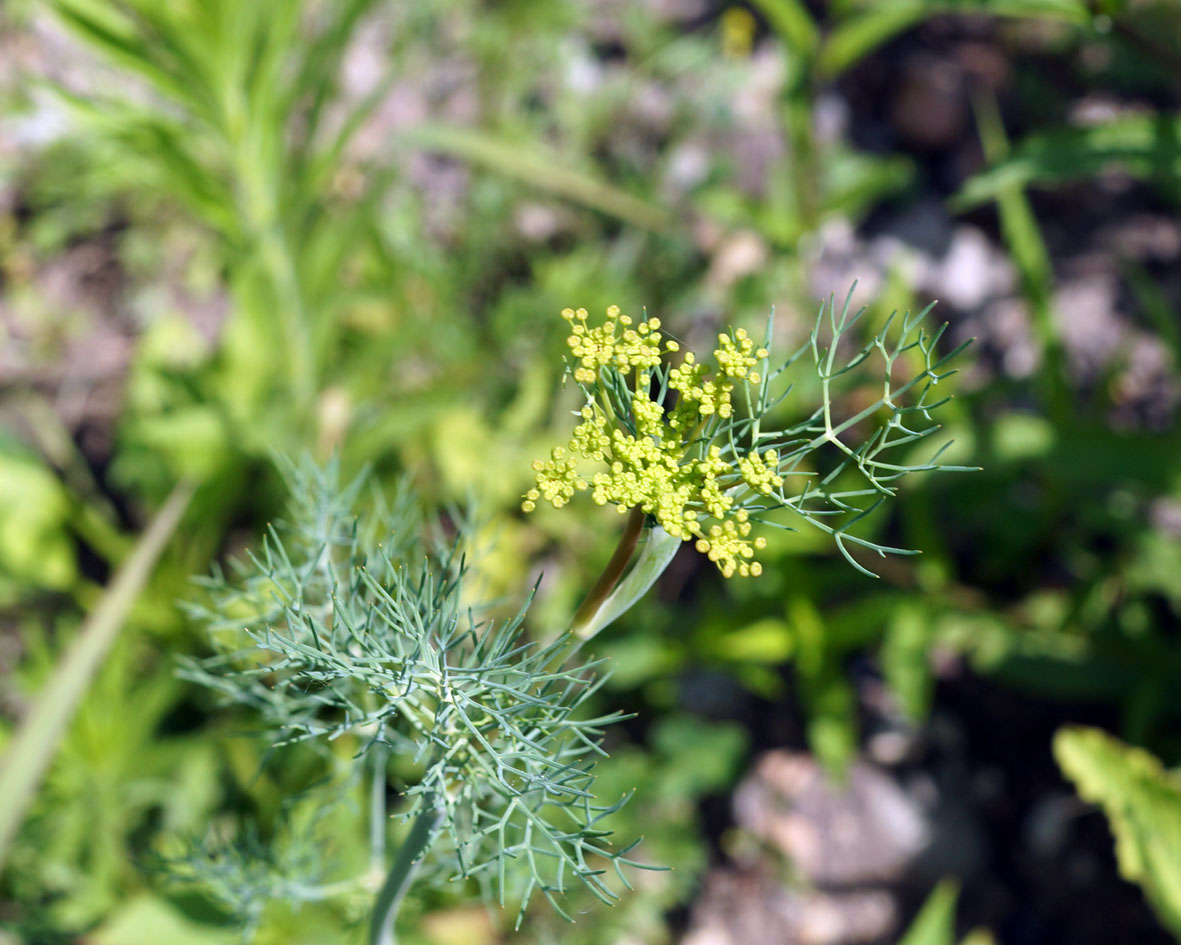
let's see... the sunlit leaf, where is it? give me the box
[954,114,1181,210]
[1054,727,1181,938]
[899,879,959,945]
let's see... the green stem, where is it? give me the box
[0,479,194,867]
[260,224,314,411]
[369,797,442,945]
[369,743,389,873]
[229,112,314,414]
[570,506,646,637]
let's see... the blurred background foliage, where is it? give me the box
[0,0,1179,943]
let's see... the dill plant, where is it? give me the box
[178,288,968,942]
[178,460,649,943]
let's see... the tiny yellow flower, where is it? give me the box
[720,7,756,59]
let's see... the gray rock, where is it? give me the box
[934,226,1010,311]
[682,866,896,945]
[733,751,930,888]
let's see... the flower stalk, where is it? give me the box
[570,506,646,637]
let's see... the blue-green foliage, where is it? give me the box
[179,459,652,930]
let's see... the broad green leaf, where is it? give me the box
[991,412,1055,462]
[821,149,914,222]
[0,445,76,596]
[706,617,794,664]
[933,0,1088,15]
[804,670,857,775]
[91,895,236,945]
[650,715,748,800]
[1054,726,1181,937]
[131,407,232,479]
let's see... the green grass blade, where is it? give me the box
[53,0,220,124]
[51,1,181,95]
[952,113,1181,210]
[749,0,818,53]
[398,125,675,232]
[968,92,1052,303]
[1124,262,1181,363]
[898,879,960,945]
[967,89,1067,420]
[819,4,926,77]
[291,0,382,142]
[48,86,238,234]
[933,0,1087,17]
[0,479,194,868]
[821,1,1090,77]
[294,72,399,211]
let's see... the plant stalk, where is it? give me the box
[369,796,442,945]
[0,478,194,867]
[569,506,646,637]
[369,743,389,873]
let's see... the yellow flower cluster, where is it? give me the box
[563,305,678,384]
[694,509,767,578]
[739,449,784,494]
[523,447,586,512]
[716,329,767,380]
[527,305,779,578]
[668,353,732,423]
[665,329,768,426]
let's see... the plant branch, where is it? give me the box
[570,506,646,637]
[369,743,389,874]
[369,796,443,945]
